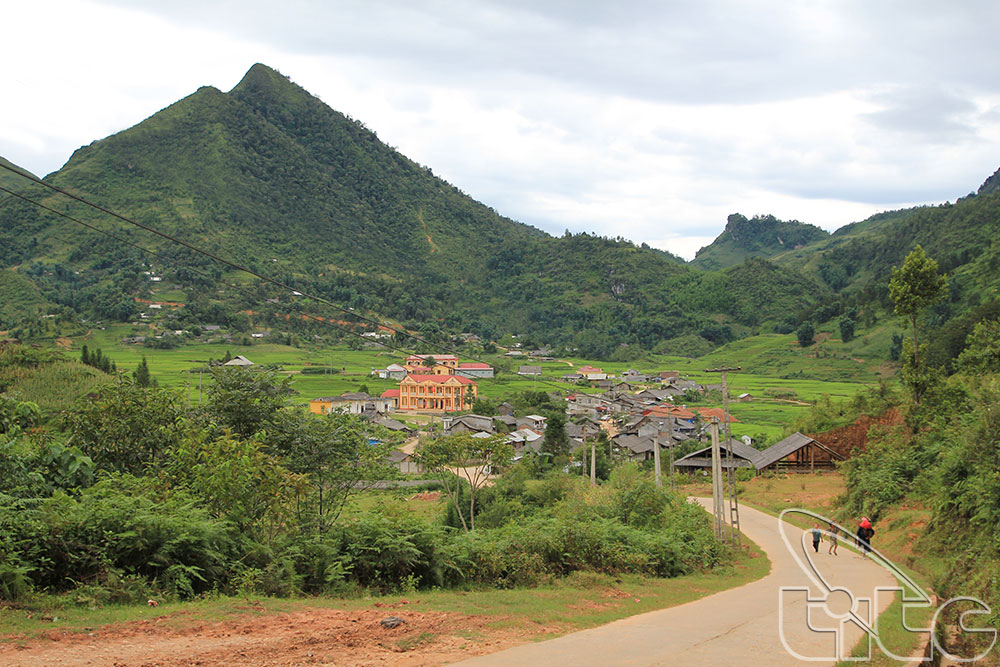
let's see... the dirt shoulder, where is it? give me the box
[0,605,530,667]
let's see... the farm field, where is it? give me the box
[65,328,882,437]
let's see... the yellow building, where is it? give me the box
[404,354,458,372]
[398,374,477,412]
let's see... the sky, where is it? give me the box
[4,1,1000,260]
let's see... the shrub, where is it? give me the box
[0,480,236,601]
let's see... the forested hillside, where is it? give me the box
[0,157,35,192]
[691,213,829,270]
[0,64,825,356]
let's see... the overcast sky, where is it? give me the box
[4,1,1000,259]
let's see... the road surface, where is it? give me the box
[455,499,899,665]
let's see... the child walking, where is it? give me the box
[811,524,822,553]
[827,521,838,555]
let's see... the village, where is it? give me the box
[307,353,845,477]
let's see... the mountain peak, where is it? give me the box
[228,63,319,122]
[232,63,286,89]
[691,213,829,270]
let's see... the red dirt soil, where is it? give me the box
[0,606,537,666]
[809,408,903,458]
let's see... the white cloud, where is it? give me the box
[2,0,1000,260]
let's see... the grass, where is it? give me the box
[683,470,849,524]
[55,333,874,439]
[0,360,110,416]
[343,488,444,522]
[835,572,936,665]
[0,533,770,643]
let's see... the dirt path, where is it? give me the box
[0,607,530,667]
[456,500,898,666]
[417,207,439,254]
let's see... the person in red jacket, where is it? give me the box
[856,517,874,559]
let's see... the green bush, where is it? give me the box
[0,479,236,601]
[334,510,447,593]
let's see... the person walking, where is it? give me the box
[811,524,822,553]
[857,517,873,559]
[827,521,838,555]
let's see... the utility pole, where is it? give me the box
[653,420,663,488]
[710,418,725,542]
[590,432,596,487]
[668,417,675,491]
[705,366,742,546]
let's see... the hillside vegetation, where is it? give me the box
[691,213,829,270]
[1,63,999,375]
[0,64,826,357]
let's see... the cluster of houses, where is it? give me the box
[312,357,843,475]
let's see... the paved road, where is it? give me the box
[454,500,898,666]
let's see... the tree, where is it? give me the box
[62,380,184,474]
[414,433,513,531]
[839,316,855,343]
[165,428,306,543]
[543,413,570,456]
[204,366,294,437]
[274,411,395,529]
[133,355,151,387]
[889,245,947,404]
[889,332,904,361]
[956,318,1000,374]
[796,321,815,347]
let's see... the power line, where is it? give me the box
[0,162,459,355]
[0,162,513,369]
[0,163,618,403]
[0,183,382,349]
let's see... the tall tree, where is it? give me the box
[205,366,293,437]
[414,432,512,531]
[62,381,183,474]
[796,321,815,348]
[133,356,151,387]
[838,316,855,343]
[889,245,947,404]
[543,413,570,456]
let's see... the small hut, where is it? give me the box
[673,439,762,471]
[754,432,844,472]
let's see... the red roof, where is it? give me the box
[458,362,491,369]
[406,354,457,361]
[694,408,740,423]
[403,374,476,385]
[381,389,400,398]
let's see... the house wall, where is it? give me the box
[398,380,478,411]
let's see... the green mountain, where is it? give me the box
[0,156,36,193]
[691,213,830,270]
[0,64,829,355]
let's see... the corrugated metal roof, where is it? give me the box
[753,432,845,469]
[674,439,763,469]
